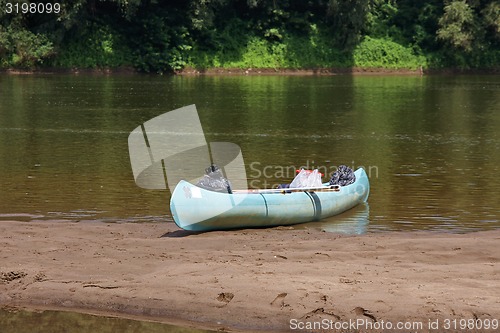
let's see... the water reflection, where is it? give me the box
[0,309,214,333]
[297,202,370,234]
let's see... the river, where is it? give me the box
[1,74,499,232]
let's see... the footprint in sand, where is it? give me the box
[270,292,288,308]
[0,271,27,282]
[217,292,234,304]
[353,306,377,322]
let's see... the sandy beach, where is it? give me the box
[1,220,499,332]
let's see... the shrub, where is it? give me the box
[54,23,132,69]
[353,36,426,69]
[0,27,54,68]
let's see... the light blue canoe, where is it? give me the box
[170,168,369,231]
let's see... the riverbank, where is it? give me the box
[1,66,499,76]
[1,220,499,332]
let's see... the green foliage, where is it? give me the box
[433,0,500,68]
[188,18,253,69]
[482,2,500,42]
[188,27,343,70]
[353,36,426,69]
[326,0,371,48]
[124,3,193,73]
[189,29,425,70]
[1,0,499,72]
[437,0,478,52]
[189,36,278,69]
[382,0,443,52]
[0,27,53,68]
[238,38,280,68]
[54,23,132,68]
[366,0,400,39]
[279,28,353,68]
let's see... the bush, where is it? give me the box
[126,11,192,73]
[280,28,353,68]
[188,26,352,70]
[54,23,132,69]
[353,36,426,69]
[0,27,54,68]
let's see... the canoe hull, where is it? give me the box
[170,168,369,231]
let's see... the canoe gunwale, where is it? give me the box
[232,184,341,194]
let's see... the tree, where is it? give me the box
[0,0,55,68]
[437,0,479,52]
[482,1,500,43]
[326,0,370,48]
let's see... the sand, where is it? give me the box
[1,220,499,332]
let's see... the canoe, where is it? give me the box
[170,167,369,231]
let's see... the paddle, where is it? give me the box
[233,184,340,194]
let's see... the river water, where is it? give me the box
[0,74,499,232]
[0,308,213,333]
